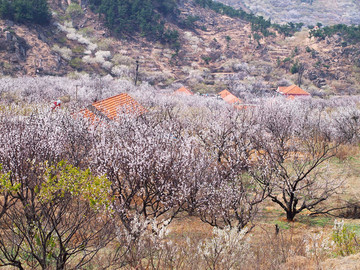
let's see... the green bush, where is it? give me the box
[69,57,84,70]
[202,56,212,65]
[332,220,358,256]
[282,57,291,63]
[72,46,85,54]
[290,62,299,74]
[66,3,84,18]
[182,15,200,29]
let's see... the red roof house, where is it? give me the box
[223,93,242,105]
[79,93,146,122]
[174,86,194,96]
[218,89,232,99]
[218,90,243,105]
[277,85,311,97]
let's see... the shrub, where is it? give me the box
[283,57,291,63]
[95,51,112,61]
[52,45,73,61]
[111,65,132,77]
[332,220,358,256]
[182,15,200,29]
[83,55,97,64]
[102,61,113,71]
[113,54,134,66]
[79,27,95,37]
[66,3,83,18]
[97,39,113,50]
[198,226,251,269]
[83,51,112,67]
[290,61,300,74]
[72,46,85,54]
[69,57,84,70]
[202,56,212,65]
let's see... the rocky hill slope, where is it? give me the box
[0,0,359,98]
[219,0,360,26]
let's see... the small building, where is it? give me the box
[218,89,232,99]
[174,86,194,96]
[218,89,243,105]
[223,93,242,105]
[79,93,146,122]
[277,85,311,98]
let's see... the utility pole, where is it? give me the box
[134,59,139,86]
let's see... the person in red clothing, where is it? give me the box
[52,100,61,110]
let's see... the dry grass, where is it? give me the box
[321,253,360,270]
[168,215,213,240]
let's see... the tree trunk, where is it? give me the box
[14,261,25,270]
[56,250,68,270]
[286,210,296,221]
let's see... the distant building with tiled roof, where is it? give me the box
[277,85,311,98]
[223,93,242,105]
[79,93,146,122]
[218,89,232,99]
[218,90,243,105]
[174,86,194,96]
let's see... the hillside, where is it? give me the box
[0,0,359,98]
[219,0,360,26]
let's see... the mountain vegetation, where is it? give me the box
[194,0,273,37]
[310,24,360,44]
[88,0,179,47]
[0,0,51,25]
[218,0,360,26]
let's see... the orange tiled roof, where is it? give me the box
[278,86,289,93]
[278,85,310,96]
[223,93,243,105]
[287,95,296,100]
[174,86,194,96]
[92,93,146,120]
[79,93,146,122]
[78,108,100,123]
[218,89,232,99]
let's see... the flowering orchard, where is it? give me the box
[0,77,359,268]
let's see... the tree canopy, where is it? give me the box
[89,0,179,44]
[310,24,360,44]
[0,0,51,25]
